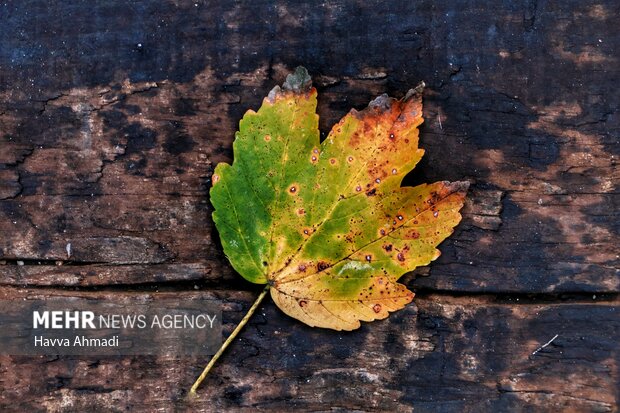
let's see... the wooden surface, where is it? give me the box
[0,1,618,412]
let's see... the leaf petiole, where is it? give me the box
[189,285,270,397]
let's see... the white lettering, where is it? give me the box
[51,311,63,329]
[82,311,95,328]
[150,314,217,329]
[74,335,119,347]
[99,314,111,328]
[34,336,70,346]
[65,311,80,328]
[151,315,162,328]
[34,311,96,329]
[33,311,49,328]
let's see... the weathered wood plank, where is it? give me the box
[0,194,215,263]
[0,263,235,287]
[0,289,616,412]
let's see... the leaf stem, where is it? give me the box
[189,285,270,397]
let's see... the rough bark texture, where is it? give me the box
[0,1,618,412]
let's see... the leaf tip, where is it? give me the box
[368,93,393,111]
[282,66,313,92]
[266,67,315,102]
[448,180,471,198]
[404,81,426,101]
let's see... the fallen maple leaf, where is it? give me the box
[191,67,468,394]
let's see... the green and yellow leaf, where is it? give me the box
[210,67,468,331]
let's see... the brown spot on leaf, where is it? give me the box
[383,244,393,252]
[408,230,420,239]
[212,174,220,185]
[317,261,329,271]
[366,188,377,196]
[297,208,305,215]
[428,191,440,205]
[373,304,382,313]
[299,300,308,308]
[330,158,336,165]
[298,264,306,272]
[289,185,297,194]
[356,185,362,192]
[397,253,405,262]
[264,134,271,142]
[365,255,372,262]
[433,211,439,217]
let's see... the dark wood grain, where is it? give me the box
[0,288,617,412]
[0,0,618,411]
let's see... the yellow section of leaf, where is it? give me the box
[270,181,468,330]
